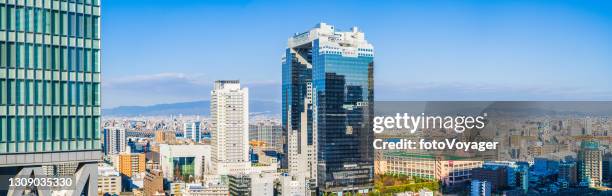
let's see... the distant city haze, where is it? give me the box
[102,0,612,109]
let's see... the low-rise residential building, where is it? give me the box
[98,164,122,195]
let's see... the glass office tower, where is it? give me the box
[0,0,101,195]
[184,121,202,143]
[282,23,374,194]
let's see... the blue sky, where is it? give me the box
[101,0,612,108]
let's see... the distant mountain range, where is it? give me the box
[102,100,280,117]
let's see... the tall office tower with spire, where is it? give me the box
[210,80,250,175]
[0,0,101,195]
[282,23,374,194]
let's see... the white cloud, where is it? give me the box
[102,72,280,108]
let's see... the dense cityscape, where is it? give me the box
[1,0,611,196]
[95,23,377,195]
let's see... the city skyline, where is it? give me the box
[2,1,611,195]
[102,0,612,108]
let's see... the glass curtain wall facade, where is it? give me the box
[312,38,374,194]
[282,23,374,194]
[0,0,101,155]
[281,46,312,166]
[184,121,202,142]
[172,157,195,182]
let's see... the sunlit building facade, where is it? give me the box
[159,144,211,182]
[184,121,202,142]
[118,153,145,178]
[103,127,126,155]
[98,164,122,195]
[382,151,482,188]
[282,23,374,194]
[210,80,250,175]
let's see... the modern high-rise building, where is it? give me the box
[578,141,602,187]
[282,23,375,194]
[103,127,126,155]
[184,121,202,142]
[249,120,282,151]
[210,80,250,175]
[227,172,276,196]
[228,175,251,195]
[0,0,101,195]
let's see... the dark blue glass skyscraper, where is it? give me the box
[282,23,374,194]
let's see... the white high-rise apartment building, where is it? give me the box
[211,80,250,175]
[104,127,127,155]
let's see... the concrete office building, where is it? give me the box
[98,164,121,195]
[159,144,211,182]
[210,80,250,175]
[228,172,276,196]
[250,172,275,196]
[280,175,307,196]
[282,22,375,194]
[0,0,102,195]
[228,174,250,196]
